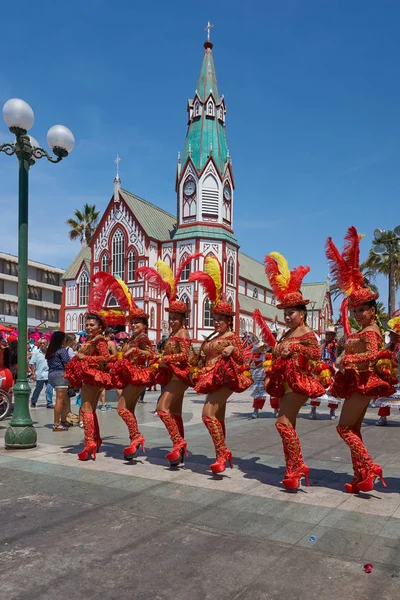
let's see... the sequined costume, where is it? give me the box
[195,332,253,395]
[266,332,326,399]
[153,335,192,387]
[110,332,152,389]
[330,329,395,399]
[65,335,113,389]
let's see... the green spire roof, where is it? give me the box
[182,41,229,177]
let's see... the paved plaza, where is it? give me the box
[1,389,400,599]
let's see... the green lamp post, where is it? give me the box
[0,98,74,449]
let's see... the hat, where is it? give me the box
[325,326,337,334]
[189,256,235,316]
[137,253,202,315]
[264,252,310,310]
[88,271,142,329]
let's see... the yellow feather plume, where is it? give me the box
[388,315,400,331]
[115,276,132,310]
[155,260,175,297]
[270,252,291,291]
[204,256,222,303]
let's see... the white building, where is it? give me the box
[0,252,63,330]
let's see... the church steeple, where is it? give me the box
[176,25,234,233]
[181,29,229,177]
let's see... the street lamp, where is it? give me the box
[372,226,400,317]
[0,98,74,449]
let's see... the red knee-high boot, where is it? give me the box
[337,425,386,493]
[275,422,310,489]
[78,410,97,461]
[118,408,145,459]
[93,411,102,451]
[157,410,188,465]
[173,414,184,438]
[202,416,233,474]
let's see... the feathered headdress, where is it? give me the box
[252,309,277,348]
[325,226,378,308]
[137,253,202,314]
[189,256,234,315]
[264,252,310,309]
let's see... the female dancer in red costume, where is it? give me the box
[190,256,253,473]
[138,254,199,466]
[65,272,125,461]
[263,253,327,489]
[326,227,397,492]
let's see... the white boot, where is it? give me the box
[309,405,317,420]
[375,416,388,426]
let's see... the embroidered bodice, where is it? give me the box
[342,329,382,372]
[124,333,152,364]
[79,336,109,365]
[202,333,243,368]
[273,332,320,362]
[163,335,191,365]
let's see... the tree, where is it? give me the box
[361,230,400,316]
[67,204,100,246]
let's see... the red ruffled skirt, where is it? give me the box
[110,358,151,389]
[194,356,253,395]
[64,356,112,390]
[153,363,191,387]
[330,369,396,399]
[266,357,325,399]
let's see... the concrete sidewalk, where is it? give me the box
[0,389,399,599]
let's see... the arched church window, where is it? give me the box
[78,314,83,332]
[101,253,109,273]
[253,287,258,299]
[179,254,191,281]
[207,101,213,116]
[204,298,212,328]
[66,314,71,332]
[79,271,89,306]
[195,102,200,116]
[227,258,235,286]
[181,294,190,328]
[108,296,118,307]
[112,229,125,279]
[201,174,219,219]
[128,250,136,282]
[150,307,155,329]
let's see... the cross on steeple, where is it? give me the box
[204,20,214,42]
[114,154,121,180]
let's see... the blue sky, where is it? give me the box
[1,0,399,311]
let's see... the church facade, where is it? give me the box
[61,36,332,342]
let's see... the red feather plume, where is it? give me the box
[189,271,217,302]
[136,266,172,300]
[88,272,109,313]
[91,272,133,312]
[264,255,283,300]
[175,253,203,287]
[252,309,277,348]
[325,226,365,296]
[340,297,351,339]
[287,265,310,294]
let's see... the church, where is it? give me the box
[61,31,332,343]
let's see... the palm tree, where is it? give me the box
[361,230,400,316]
[67,204,100,246]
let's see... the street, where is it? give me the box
[0,389,400,599]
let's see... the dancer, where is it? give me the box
[103,274,153,460]
[65,272,125,461]
[138,254,199,466]
[250,342,268,418]
[309,326,341,420]
[190,256,253,473]
[326,226,397,492]
[263,252,327,489]
[375,314,400,426]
